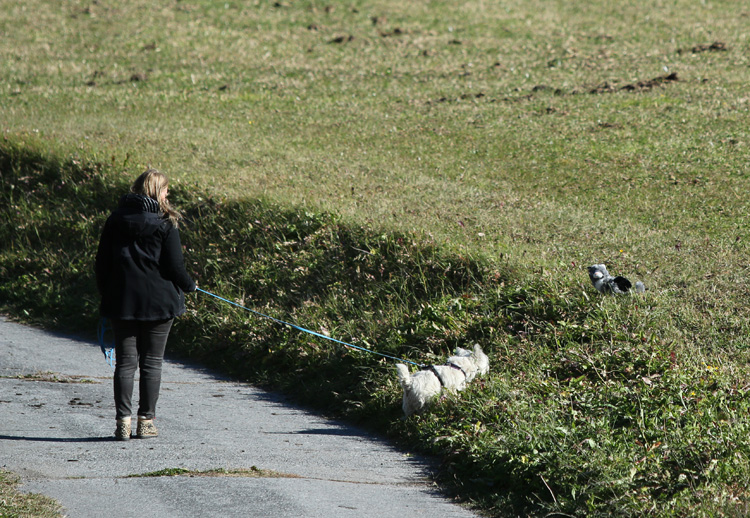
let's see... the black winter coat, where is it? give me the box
[95,193,196,320]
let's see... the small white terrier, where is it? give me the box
[396,344,490,416]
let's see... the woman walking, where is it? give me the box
[95,169,196,440]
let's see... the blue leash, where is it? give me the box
[196,287,425,367]
[97,318,116,371]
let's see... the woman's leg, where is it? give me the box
[136,318,173,419]
[112,319,139,419]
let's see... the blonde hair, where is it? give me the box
[131,169,181,227]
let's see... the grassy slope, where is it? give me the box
[2,0,750,516]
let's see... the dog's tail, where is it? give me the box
[396,364,411,385]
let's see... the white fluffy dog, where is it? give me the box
[396,344,489,416]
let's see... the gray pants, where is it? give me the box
[112,318,174,420]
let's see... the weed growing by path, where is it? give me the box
[129,467,298,479]
[0,470,61,518]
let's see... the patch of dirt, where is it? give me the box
[678,41,728,54]
[589,72,679,94]
[131,467,301,479]
[531,84,564,95]
[85,69,107,87]
[380,28,404,38]
[7,371,98,384]
[428,92,487,105]
[597,121,622,129]
[199,467,301,479]
[542,106,569,116]
[422,72,680,107]
[69,397,94,407]
[328,35,354,44]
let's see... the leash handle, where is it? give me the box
[195,288,425,367]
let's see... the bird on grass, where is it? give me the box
[587,264,645,294]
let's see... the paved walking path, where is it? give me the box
[0,316,478,517]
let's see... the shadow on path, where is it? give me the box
[0,434,115,443]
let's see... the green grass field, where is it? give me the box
[2,0,750,516]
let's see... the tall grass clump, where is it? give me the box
[3,139,750,516]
